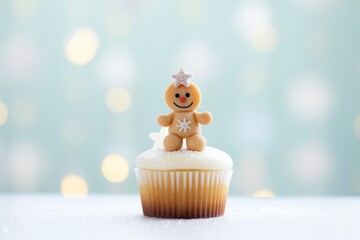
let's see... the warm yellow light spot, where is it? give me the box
[105,88,131,113]
[249,25,278,53]
[65,28,99,65]
[0,102,9,127]
[61,175,88,197]
[102,155,129,183]
[252,188,275,197]
[354,114,360,138]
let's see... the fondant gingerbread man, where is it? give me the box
[157,69,212,151]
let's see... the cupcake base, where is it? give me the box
[135,168,232,219]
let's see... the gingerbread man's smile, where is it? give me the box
[173,102,193,108]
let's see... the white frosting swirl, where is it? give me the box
[136,147,233,171]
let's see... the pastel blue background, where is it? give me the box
[1,0,360,195]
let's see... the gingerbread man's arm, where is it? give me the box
[194,112,213,125]
[157,113,174,127]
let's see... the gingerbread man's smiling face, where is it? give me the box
[165,83,201,112]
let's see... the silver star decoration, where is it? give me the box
[176,118,191,132]
[172,68,192,88]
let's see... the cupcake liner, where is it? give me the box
[134,168,233,219]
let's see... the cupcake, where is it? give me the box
[135,69,233,218]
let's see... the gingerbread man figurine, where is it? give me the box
[157,68,213,152]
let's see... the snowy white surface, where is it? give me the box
[136,147,233,170]
[1,195,360,240]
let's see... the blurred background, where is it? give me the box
[0,0,360,197]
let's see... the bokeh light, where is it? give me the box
[253,189,276,197]
[287,75,332,122]
[102,155,129,183]
[98,48,135,86]
[3,35,41,80]
[236,154,267,194]
[236,2,271,35]
[65,28,99,65]
[9,142,43,191]
[105,88,131,113]
[248,25,278,53]
[290,143,331,183]
[61,175,88,197]
[235,2,278,52]
[354,114,360,138]
[0,102,8,127]
[177,41,216,81]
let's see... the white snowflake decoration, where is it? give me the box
[176,118,191,132]
[172,68,192,88]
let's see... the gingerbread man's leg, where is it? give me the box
[164,134,183,151]
[186,134,206,152]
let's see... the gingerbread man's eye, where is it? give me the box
[175,93,180,98]
[185,93,190,97]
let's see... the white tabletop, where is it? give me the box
[0,195,359,240]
